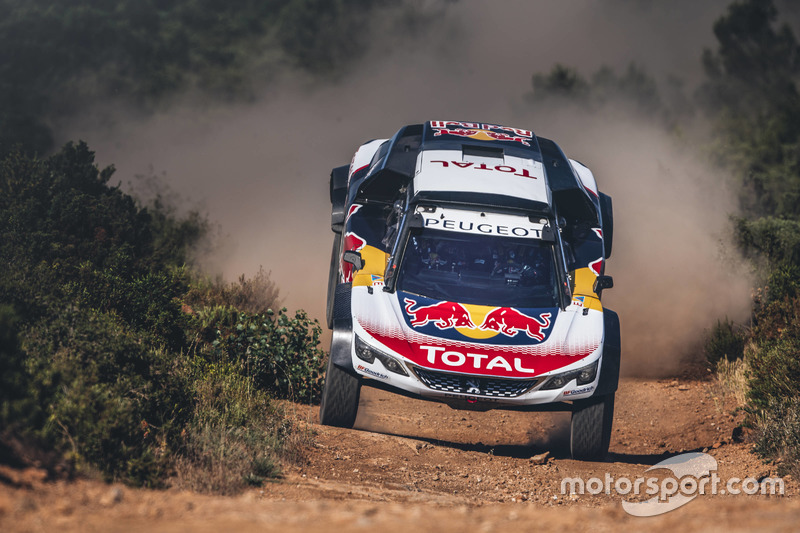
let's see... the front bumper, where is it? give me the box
[349,330,604,407]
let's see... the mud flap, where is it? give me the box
[330,165,349,233]
[330,283,354,373]
[595,308,620,396]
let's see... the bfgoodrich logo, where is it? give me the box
[560,452,784,517]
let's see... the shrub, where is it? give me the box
[752,398,800,477]
[200,308,326,403]
[747,335,800,413]
[185,267,282,316]
[22,307,191,487]
[173,366,293,494]
[704,318,747,369]
[0,305,35,433]
[735,217,800,268]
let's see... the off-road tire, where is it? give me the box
[319,354,361,428]
[570,393,614,460]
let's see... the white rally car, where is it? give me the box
[320,121,619,460]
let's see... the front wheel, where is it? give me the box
[570,393,614,460]
[319,355,361,428]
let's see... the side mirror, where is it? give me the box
[343,250,365,271]
[593,275,614,295]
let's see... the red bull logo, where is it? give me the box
[403,298,551,341]
[432,127,532,147]
[404,298,477,329]
[479,308,552,341]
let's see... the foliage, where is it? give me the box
[526,0,800,476]
[0,0,415,156]
[173,365,293,494]
[735,217,800,268]
[21,307,192,486]
[698,1,800,475]
[699,0,800,219]
[747,335,800,413]
[197,308,326,403]
[704,318,746,369]
[752,397,800,477]
[0,144,322,489]
[0,304,33,434]
[185,266,282,316]
[527,62,682,126]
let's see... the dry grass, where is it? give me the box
[170,369,310,495]
[714,355,750,408]
[185,266,282,316]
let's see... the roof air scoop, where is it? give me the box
[461,144,505,165]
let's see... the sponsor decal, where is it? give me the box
[431,127,532,146]
[421,216,543,238]
[427,160,537,179]
[420,345,536,374]
[479,308,552,341]
[404,297,551,341]
[359,317,598,378]
[370,275,384,287]
[355,291,600,378]
[356,364,389,380]
[430,121,534,140]
[563,385,595,396]
[572,296,585,308]
[404,298,477,329]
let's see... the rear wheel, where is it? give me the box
[319,351,361,428]
[570,393,614,460]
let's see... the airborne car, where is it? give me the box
[321,121,620,460]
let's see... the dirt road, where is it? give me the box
[2,376,797,531]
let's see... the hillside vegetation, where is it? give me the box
[0,142,325,489]
[528,0,800,476]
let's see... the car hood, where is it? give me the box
[352,288,603,378]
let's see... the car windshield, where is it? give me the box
[397,228,559,308]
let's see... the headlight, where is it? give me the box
[354,336,408,376]
[540,360,598,390]
[354,335,376,363]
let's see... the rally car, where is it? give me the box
[320,121,620,460]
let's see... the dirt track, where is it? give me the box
[2,376,798,531]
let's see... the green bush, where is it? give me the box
[749,266,800,343]
[200,308,326,403]
[704,318,747,369]
[22,307,191,487]
[174,365,293,494]
[735,218,800,268]
[752,398,800,477]
[0,305,35,435]
[747,335,800,413]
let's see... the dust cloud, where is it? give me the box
[56,0,750,376]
